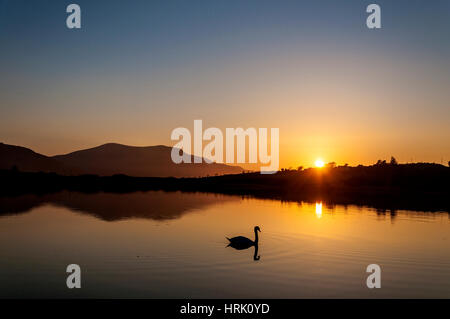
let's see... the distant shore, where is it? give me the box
[1,163,449,212]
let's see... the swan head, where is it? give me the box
[254,226,261,232]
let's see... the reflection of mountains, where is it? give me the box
[0,191,238,221]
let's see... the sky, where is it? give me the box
[0,0,449,168]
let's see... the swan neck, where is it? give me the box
[254,229,259,244]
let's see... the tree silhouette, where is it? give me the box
[390,156,398,165]
[376,159,387,166]
[326,162,336,168]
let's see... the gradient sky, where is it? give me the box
[1,0,449,168]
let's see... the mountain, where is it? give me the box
[53,143,242,177]
[0,142,242,177]
[0,142,73,174]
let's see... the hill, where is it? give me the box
[52,143,242,177]
[0,142,242,177]
[0,142,73,174]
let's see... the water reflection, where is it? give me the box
[253,244,260,261]
[1,192,447,223]
[226,242,260,261]
[0,191,449,298]
[0,191,239,221]
[315,202,322,219]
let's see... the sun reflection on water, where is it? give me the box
[315,202,323,219]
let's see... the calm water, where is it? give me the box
[0,191,449,298]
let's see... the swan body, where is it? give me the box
[226,236,254,250]
[226,226,260,250]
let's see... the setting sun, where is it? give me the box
[315,159,325,168]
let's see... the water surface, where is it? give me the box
[0,191,449,298]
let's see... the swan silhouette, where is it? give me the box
[226,226,260,250]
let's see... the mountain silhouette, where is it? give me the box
[0,142,74,174]
[0,142,242,177]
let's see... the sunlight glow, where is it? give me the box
[315,202,323,219]
[315,159,325,168]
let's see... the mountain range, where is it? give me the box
[0,142,243,177]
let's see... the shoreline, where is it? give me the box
[1,163,449,213]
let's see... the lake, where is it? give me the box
[0,191,449,298]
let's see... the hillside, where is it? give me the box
[0,143,73,174]
[0,142,242,177]
[52,143,242,177]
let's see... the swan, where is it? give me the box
[226,226,260,250]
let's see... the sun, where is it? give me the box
[315,158,325,168]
